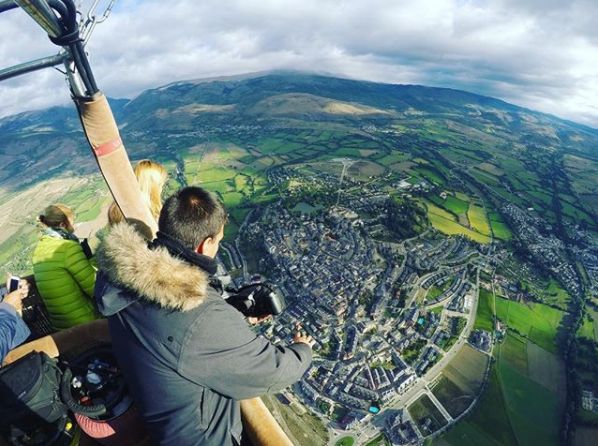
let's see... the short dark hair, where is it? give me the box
[158,186,227,249]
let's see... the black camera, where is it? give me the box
[225,283,286,318]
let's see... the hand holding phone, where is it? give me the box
[3,277,29,315]
[8,275,20,292]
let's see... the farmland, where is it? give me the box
[439,280,566,446]
[467,205,491,237]
[428,213,491,244]
[432,345,489,418]
[495,297,563,353]
[436,365,518,446]
[473,288,495,332]
[438,331,565,446]
[423,193,497,244]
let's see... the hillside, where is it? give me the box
[0,71,595,263]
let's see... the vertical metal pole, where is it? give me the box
[64,57,87,97]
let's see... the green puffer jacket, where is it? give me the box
[32,230,99,330]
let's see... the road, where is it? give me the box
[387,268,480,410]
[234,209,254,278]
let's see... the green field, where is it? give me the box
[467,205,492,237]
[428,213,491,244]
[426,201,456,221]
[221,191,245,207]
[58,176,111,222]
[579,313,596,341]
[495,297,563,353]
[477,162,504,176]
[436,365,517,446]
[335,437,354,446]
[526,340,566,394]
[414,166,445,185]
[498,363,561,446]
[500,332,528,374]
[590,308,598,341]
[474,288,495,331]
[541,279,570,309]
[432,376,474,418]
[442,345,489,395]
[442,196,470,214]
[439,320,564,446]
[489,219,512,240]
[498,342,562,446]
[378,152,410,165]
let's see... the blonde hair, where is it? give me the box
[39,204,74,228]
[108,160,168,225]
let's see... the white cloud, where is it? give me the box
[0,0,597,128]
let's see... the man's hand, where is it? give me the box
[3,280,29,316]
[247,315,272,325]
[293,324,315,348]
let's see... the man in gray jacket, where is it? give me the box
[95,186,313,445]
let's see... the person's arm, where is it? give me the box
[64,242,96,297]
[178,300,312,400]
[0,302,30,363]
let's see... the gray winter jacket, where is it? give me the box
[94,223,312,446]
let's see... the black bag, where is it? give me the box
[0,351,67,432]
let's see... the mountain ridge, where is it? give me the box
[1,71,596,136]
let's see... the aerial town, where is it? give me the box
[215,163,597,445]
[212,170,494,444]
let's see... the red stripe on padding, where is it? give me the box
[94,138,122,157]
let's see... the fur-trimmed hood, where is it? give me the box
[95,223,209,311]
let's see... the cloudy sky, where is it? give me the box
[1,0,597,128]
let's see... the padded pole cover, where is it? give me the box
[75,93,157,239]
[240,398,294,446]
